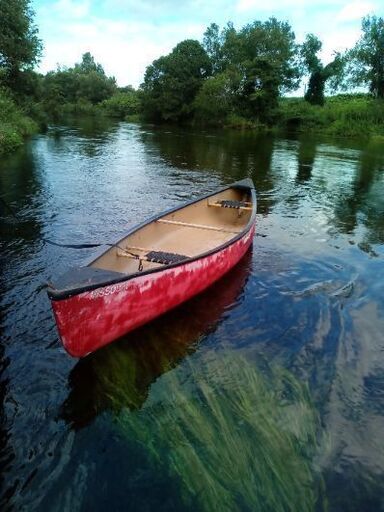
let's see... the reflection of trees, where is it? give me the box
[63,115,118,139]
[61,250,252,427]
[0,144,46,508]
[333,141,384,246]
[0,144,45,255]
[47,116,119,158]
[139,127,278,214]
[296,137,317,183]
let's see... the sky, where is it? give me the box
[33,0,383,88]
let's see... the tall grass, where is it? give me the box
[100,351,323,511]
[279,95,384,138]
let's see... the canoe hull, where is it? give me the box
[51,225,255,357]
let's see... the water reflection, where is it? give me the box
[46,118,120,159]
[139,127,278,214]
[333,140,384,248]
[1,119,384,511]
[296,138,317,183]
[0,144,44,245]
[61,251,252,428]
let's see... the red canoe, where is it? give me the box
[47,179,256,357]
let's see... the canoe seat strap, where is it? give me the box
[145,251,188,265]
[217,200,250,209]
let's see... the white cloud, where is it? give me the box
[35,0,384,88]
[236,0,341,13]
[336,0,375,21]
[52,0,90,19]
[38,18,206,87]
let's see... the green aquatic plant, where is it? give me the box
[103,352,323,512]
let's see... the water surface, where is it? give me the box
[1,119,384,511]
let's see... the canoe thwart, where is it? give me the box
[157,218,241,234]
[208,200,253,211]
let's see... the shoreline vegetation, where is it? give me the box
[1,3,384,155]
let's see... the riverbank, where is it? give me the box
[279,94,384,138]
[0,90,40,155]
[214,94,384,138]
[2,92,384,157]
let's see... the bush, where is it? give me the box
[100,91,140,118]
[225,113,266,130]
[278,95,384,138]
[62,99,98,115]
[0,125,23,154]
[0,89,39,154]
[194,73,234,125]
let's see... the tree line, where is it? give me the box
[141,16,384,125]
[1,0,384,137]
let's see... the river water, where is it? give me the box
[1,118,384,511]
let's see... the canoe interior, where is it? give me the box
[90,186,253,276]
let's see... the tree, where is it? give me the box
[0,0,42,86]
[194,71,238,123]
[141,40,211,122]
[74,51,105,75]
[301,34,345,105]
[101,90,140,118]
[203,23,226,74]
[216,18,301,120]
[42,53,117,107]
[348,15,384,98]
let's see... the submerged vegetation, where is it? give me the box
[101,351,323,511]
[1,1,384,155]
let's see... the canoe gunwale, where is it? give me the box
[48,179,256,301]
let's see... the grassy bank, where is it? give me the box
[0,90,40,155]
[3,88,383,158]
[279,94,384,138]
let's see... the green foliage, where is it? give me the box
[141,39,211,122]
[347,15,384,98]
[225,113,265,130]
[61,99,96,115]
[0,0,42,91]
[193,72,236,124]
[203,23,227,73]
[41,53,117,113]
[279,94,384,137]
[305,71,326,106]
[300,34,322,72]
[201,18,301,122]
[0,88,38,154]
[100,90,140,118]
[301,34,345,105]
